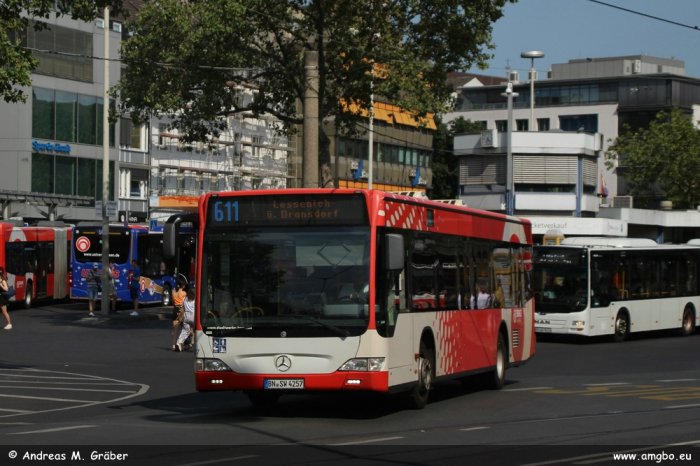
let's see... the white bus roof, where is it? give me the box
[559,237,659,247]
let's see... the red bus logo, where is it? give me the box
[140,278,147,293]
[76,236,91,252]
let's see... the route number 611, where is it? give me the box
[214,201,238,222]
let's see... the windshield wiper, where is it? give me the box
[289,315,350,338]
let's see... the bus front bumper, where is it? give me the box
[195,370,389,392]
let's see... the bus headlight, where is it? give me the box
[195,358,232,372]
[572,321,585,326]
[339,358,385,372]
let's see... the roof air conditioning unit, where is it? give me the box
[612,196,633,208]
[633,59,641,74]
[509,71,519,83]
[528,70,538,82]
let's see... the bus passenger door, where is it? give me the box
[36,242,53,299]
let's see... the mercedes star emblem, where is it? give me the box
[276,355,291,372]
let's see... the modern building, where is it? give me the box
[0,9,123,224]
[446,54,700,243]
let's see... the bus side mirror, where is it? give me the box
[163,223,177,258]
[386,234,404,271]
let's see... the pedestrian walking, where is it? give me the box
[0,271,12,329]
[108,262,118,314]
[130,260,141,316]
[86,263,101,317]
[176,288,195,352]
[171,279,187,351]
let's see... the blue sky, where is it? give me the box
[480,0,700,79]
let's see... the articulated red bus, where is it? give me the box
[0,222,71,308]
[164,189,535,409]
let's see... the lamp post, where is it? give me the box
[521,51,544,131]
[501,83,518,216]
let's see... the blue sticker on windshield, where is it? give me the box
[213,338,226,354]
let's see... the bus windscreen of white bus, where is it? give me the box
[73,227,131,264]
[533,247,589,313]
[201,226,371,338]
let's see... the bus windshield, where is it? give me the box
[201,226,371,337]
[73,227,131,264]
[533,247,589,313]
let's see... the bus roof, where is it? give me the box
[559,237,659,247]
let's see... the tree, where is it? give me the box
[605,107,700,209]
[431,116,485,199]
[116,0,515,187]
[0,0,125,103]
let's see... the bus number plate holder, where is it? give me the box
[264,379,304,389]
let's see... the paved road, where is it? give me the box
[0,300,699,464]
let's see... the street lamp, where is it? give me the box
[501,83,519,216]
[521,51,544,131]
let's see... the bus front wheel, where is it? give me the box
[409,341,434,409]
[680,307,695,337]
[161,284,172,307]
[23,282,33,309]
[486,332,507,390]
[614,312,629,342]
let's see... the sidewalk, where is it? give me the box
[42,301,172,324]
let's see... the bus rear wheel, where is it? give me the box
[680,307,695,337]
[161,284,172,307]
[613,312,629,342]
[409,341,434,409]
[486,332,507,390]
[23,282,33,309]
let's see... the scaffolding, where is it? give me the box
[149,84,298,199]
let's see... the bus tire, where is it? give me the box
[613,311,629,342]
[486,332,507,390]
[161,284,172,307]
[23,282,33,309]
[409,341,434,410]
[247,391,280,409]
[680,306,695,337]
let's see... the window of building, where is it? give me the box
[496,120,508,132]
[537,118,550,131]
[32,87,115,146]
[31,153,113,202]
[119,118,144,149]
[516,119,529,131]
[559,114,598,132]
[24,22,93,82]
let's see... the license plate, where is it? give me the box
[535,327,552,333]
[264,379,304,389]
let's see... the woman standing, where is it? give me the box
[0,272,12,330]
[176,288,195,352]
[171,280,186,351]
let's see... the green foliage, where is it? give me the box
[115,0,514,155]
[431,116,485,199]
[605,107,700,209]
[0,0,125,103]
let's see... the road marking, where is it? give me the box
[536,385,700,401]
[330,436,404,445]
[0,385,136,393]
[0,408,33,414]
[460,427,490,431]
[175,456,259,466]
[9,425,97,435]
[504,387,552,392]
[665,403,700,409]
[657,379,698,382]
[0,394,95,403]
[583,383,629,386]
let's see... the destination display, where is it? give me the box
[206,193,368,227]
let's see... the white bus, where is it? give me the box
[533,238,699,341]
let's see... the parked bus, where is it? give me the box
[164,189,535,409]
[70,224,195,306]
[0,221,71,308]
[533,238,700,341]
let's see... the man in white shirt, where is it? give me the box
[477,287,490,309]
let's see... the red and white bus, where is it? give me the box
[0,222,71,308]
[164,189,535,409]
